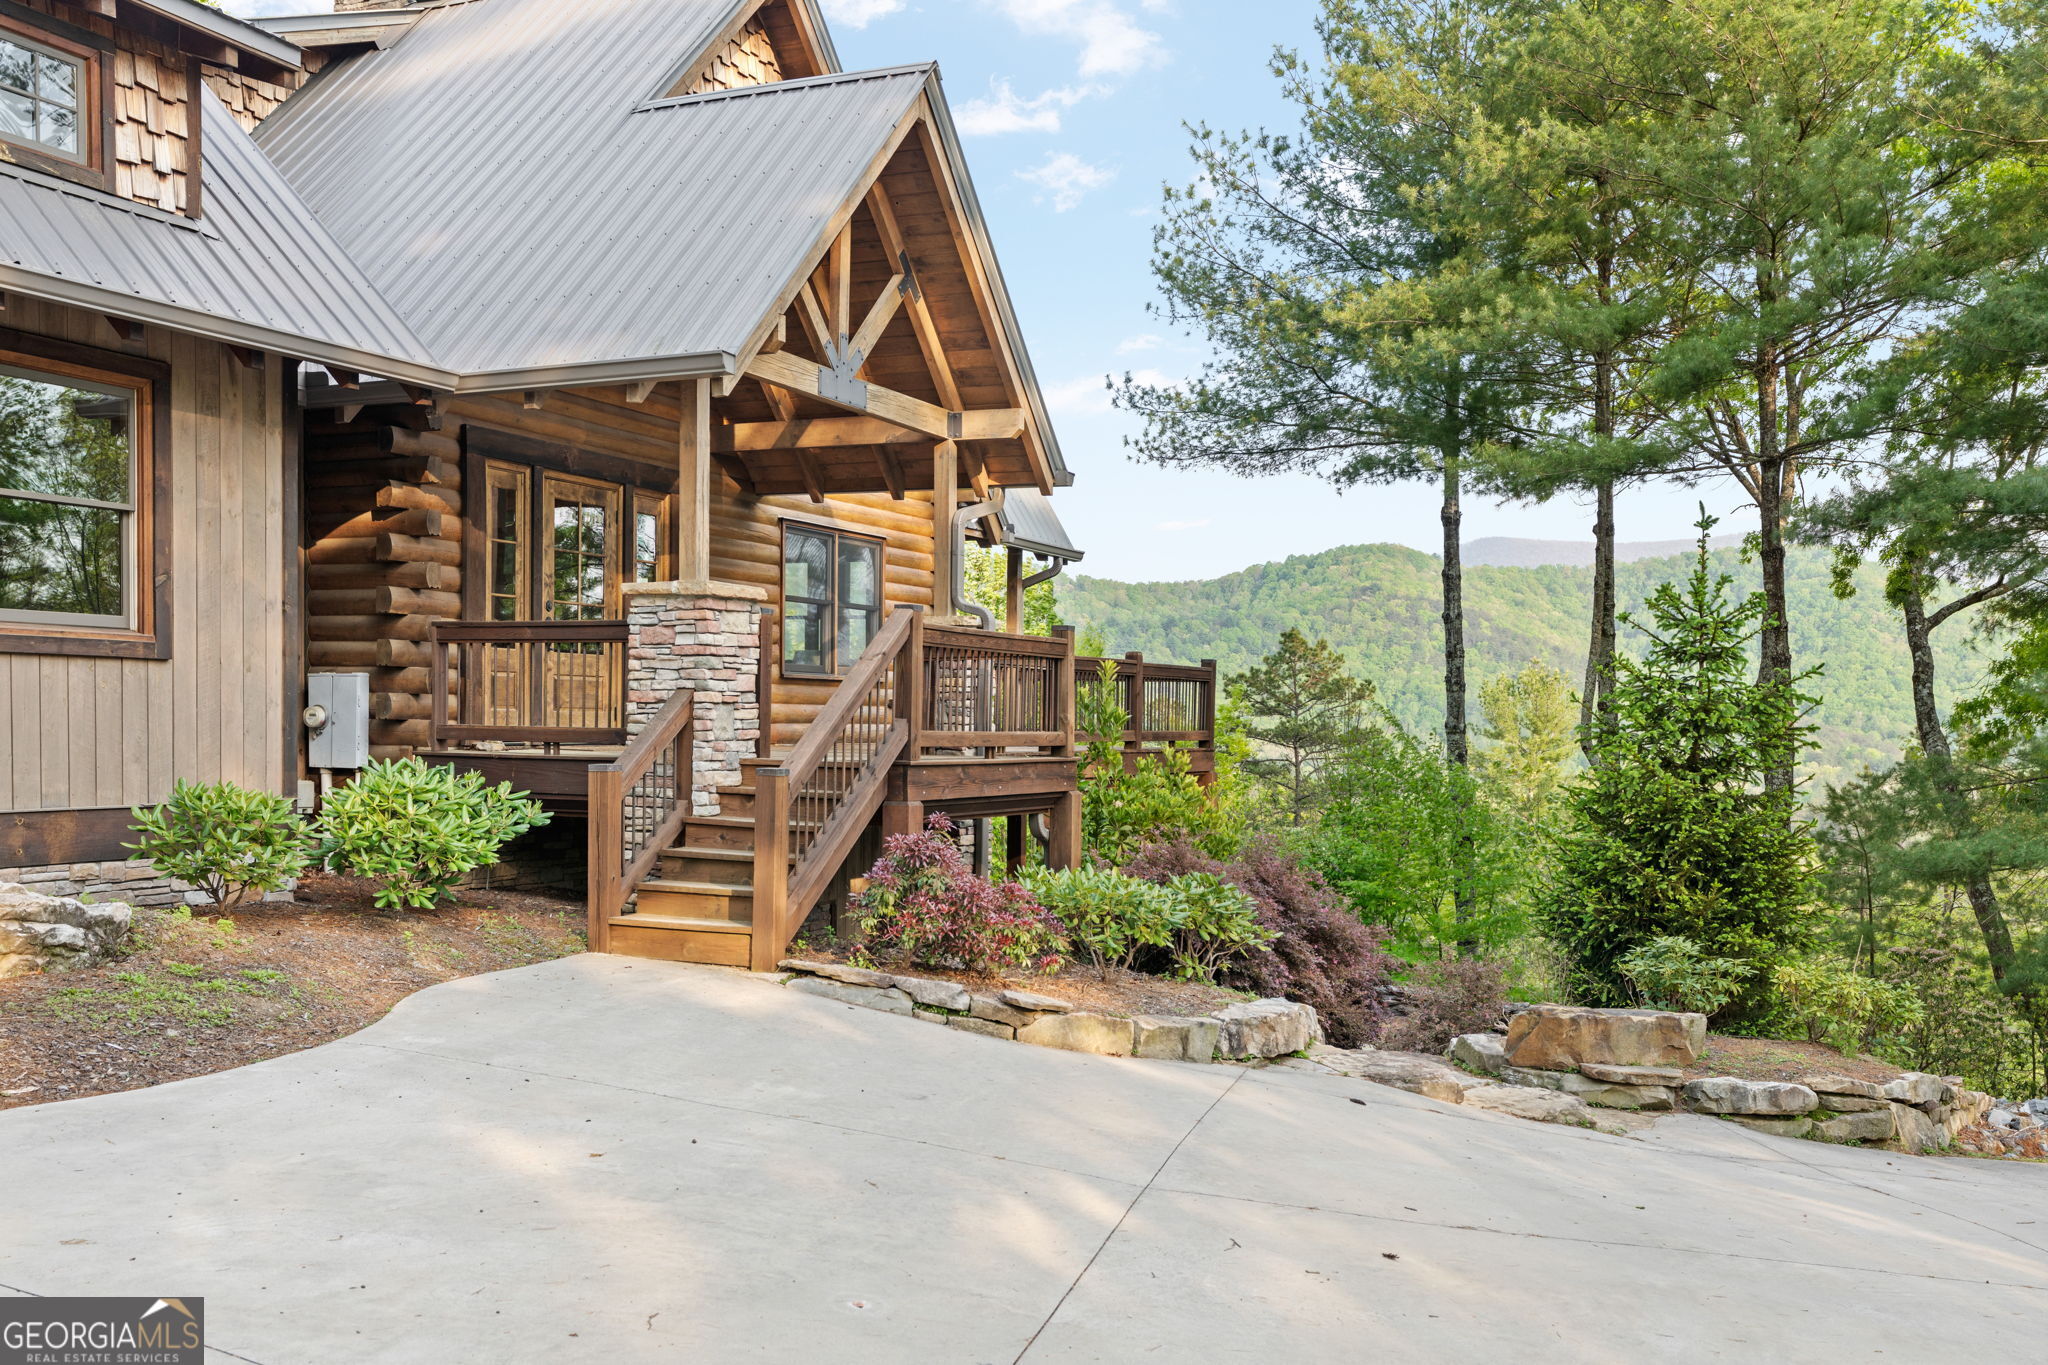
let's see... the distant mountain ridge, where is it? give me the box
[1462,535,1745,568]
[1062,540,1986,787]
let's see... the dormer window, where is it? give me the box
[0,29,88,164]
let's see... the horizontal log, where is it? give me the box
[310,640,436,670]
[316,507,450,541]
[370,666,435,693]
[370,719,433,748]
[307,425,461,460]
[379,533,463,568]
[306,561,458,592]
[308,613,444,643]
[371,692,433,721]
[306,481,460,516]
[309,587,464,618]
[368,745,416,762]
[306,455,458,488]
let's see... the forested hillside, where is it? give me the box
[1062,543,1988,785]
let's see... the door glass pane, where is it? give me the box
[838,537,879,608]
[546,487,614,622]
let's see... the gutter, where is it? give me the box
[950,497,1002,629]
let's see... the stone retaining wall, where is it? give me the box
[779,960,1320,1063]
[0,858,194,909]
[0,883,134,979]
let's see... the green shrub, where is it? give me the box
[1614,936,1754,1018]
[314,758,548,911]
[1773,959,1925,1052]
[1021,865,1171,975]
[1078,660,1234,861]
[127,779,310,909]
[1159,872,1274,982]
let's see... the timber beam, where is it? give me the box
[714,416,928,452]
[743,350,1024,443]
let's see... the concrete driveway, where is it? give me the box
[1,955,2043,1363]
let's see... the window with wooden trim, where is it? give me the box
[482,462,530,622]
[0,350,163,657]
[631,490,669,583]
[0,20,94,169]
[781,522,882,677]
[541,473,621,622]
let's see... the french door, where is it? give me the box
[539,474,623,732]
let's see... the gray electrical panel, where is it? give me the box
[306,672,371,770]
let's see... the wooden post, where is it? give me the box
[751,770,790,972]
[679,377,712,583]
[1005,812,1027,875]
[1004,546,1024,634]
[902,605,927,760]
[586,767,621,953]
[1052,624,1078,757]
[930,439,957,617]
[882,798,925,843]
[1124,650,1147,768]
[1048,790,1081,870]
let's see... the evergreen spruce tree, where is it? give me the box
[1541,518,1820,1005]
[1233,628,1375,824]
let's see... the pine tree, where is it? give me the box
[1233,628,1375,823]
[1541,518,1820,1006]
[1476,660,1578,828]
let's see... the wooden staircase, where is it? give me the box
[604,760,781,969]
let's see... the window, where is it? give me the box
[483,463,529,622]
[0,24,90,166]
[631,491,668,583]
[782,523,882,677]
[0,359,142,632]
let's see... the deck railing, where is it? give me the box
[586,689,694,949]
[1076,650,1219,758]
[429,620,629,749]
[751,606,916,970]
[917,624,1074,756]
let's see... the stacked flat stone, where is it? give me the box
[623,583,765,816]
[777,960,1318,1063]
[0,858,195,909]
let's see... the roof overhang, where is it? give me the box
[256,6,428,51]
[124,0,305,73]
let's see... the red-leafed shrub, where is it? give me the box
[854,815,1068,974]
[1125,836,1397,1047]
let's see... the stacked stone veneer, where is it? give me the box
[623,582,768,816]
[0,859,193,909]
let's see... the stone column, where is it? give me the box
[622,580,769,816]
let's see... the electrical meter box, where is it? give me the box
[306,672,371,770]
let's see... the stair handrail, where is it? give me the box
[586,688,695,952]
[750,606,918,970]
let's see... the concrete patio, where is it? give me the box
[1,954,2042,1363]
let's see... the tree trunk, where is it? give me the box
[1442,423,1475,954]
[1900,578,2020,987]
[1581,478,1617,763]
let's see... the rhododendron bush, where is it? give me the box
[854,816,1068,974]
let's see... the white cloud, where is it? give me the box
[1155,518,1211,532]
[1017,151,1116,212]
[1045,368,1171,415]
[955,79,1102,137]
[1116,333,1163,354]
[823,0,906,28]
[990,0,1166,78]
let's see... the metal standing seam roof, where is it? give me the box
[997,488,1084,562]
[0,90,436,376]
[256,0,929,384]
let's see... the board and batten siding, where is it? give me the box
[0,296,290,812]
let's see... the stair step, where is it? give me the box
[682,815,758,852]
[635,879,755,922]
[611,913,751,935]
[657,846,756,886]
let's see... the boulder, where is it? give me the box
[1578,1062,1684,1086]
[1017,1012,1136,1057]
[999,989,1074,1014]
[1881,1073,1945,1106]
[1500,1066,1674,1111]
[1887,1102,1947,1154]
[0,885,132,978]
[948,1015,1015,1041]
[969,994,1037,1028]
[1800,1074,1884,1101]
[1463,1083,1611,1130]
[1132,1015,1222,1063]
[785,976,914,1014]
[1815,1109,1896,1144]
[1682,1077,1819,1116]
[1325,1049,1490,1104]
[1213,999,1321,1060]
[1504,1005,1706,1070]
[1945,1091,1993,1140]
[780,959,896,989]
[1815,1094,1889,1114]
[1447,1032,1507,1075]
[1722,1115,1816,1140]
[891,974,972,1012]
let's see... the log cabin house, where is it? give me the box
[0,0,1217,970]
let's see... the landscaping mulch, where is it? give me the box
[793,945,1247,1018]
[1683,1035,1908,1086]
[0,871,584,1113]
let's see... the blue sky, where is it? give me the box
[224,0,1750,581]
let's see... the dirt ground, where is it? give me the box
[0,872,585,1112]
[786,942,1247,1017]
[1683,1034,1910,1085]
